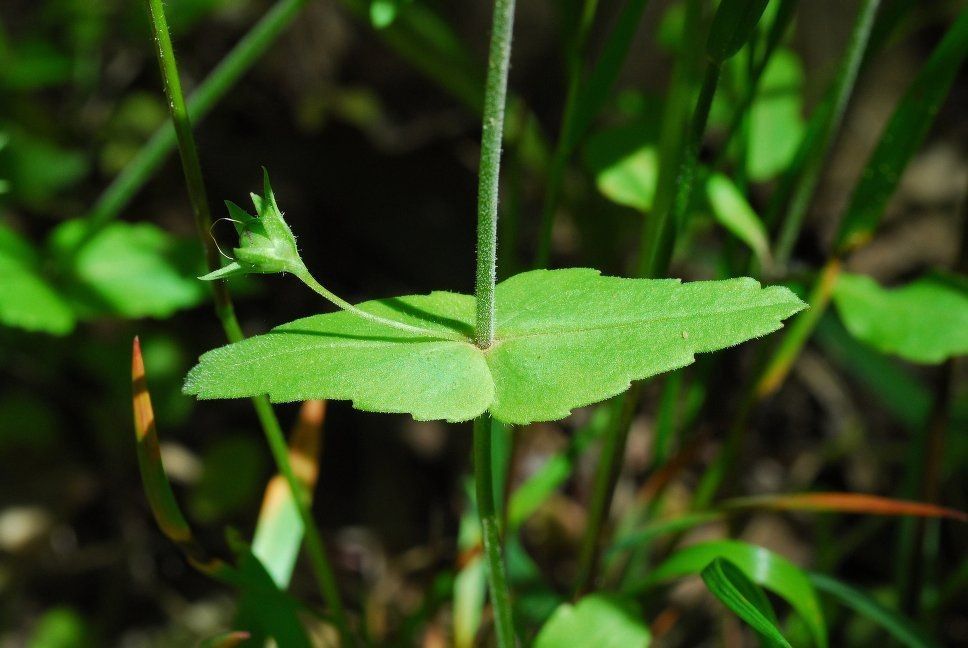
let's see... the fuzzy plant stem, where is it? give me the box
[143,0,352,639]
[473,0,517,645]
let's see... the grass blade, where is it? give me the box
[252,400,326,589]
[809,572,940,648]
[835,8,968,252]
[701,557,791,648]
[131,337,234,581]
[631,540,827,648]
[724,492,967,521]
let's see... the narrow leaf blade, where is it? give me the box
[701,558,791,648]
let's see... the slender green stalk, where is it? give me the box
[88,0,310,237]
[533,0,600,269]
[474,415,515,646]
[474,0,516,349]
[573,390,637,596]
[771,0,880,267]
[473,1,516,645]
[293,266,466,341]
[143,1,352,639]
[574,0,704,596]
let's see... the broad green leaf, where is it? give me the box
[634,540,827,648]
[832,273,968,364]
[706,173,771,265]
[808,573,940,648]
[0,128,88,206]
[835,8,968,252]
[0,225,75,334]
[534,594,650,648]
[51,220,206,319]
[701,558,791,648]
[748,48,805,181]
[185,269,804,424]
[585,125,659,212]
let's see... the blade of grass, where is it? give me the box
[534,0,651,267]
[131,337,236,582]
[723,492,967,521]
[252,400,326,589]
[629,540,827,648]
[87,0,311,236]
[142,0,351,638]
[809,572,940,648]
[701,557,791,648]
[770,0,881,267]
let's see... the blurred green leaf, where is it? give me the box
[585,125,659,212]
[190,436,267,522]
[701,558,792,648]
[835,8,968,252]
[748,48,805,181]
[706,0,770,64]
[833,273,968,364]
[0,129,88,206]
[706,173,771,265]
[0,225,75,334]
[0,40,73,91]
[228,532,313,648]
[197,631,251,648]
[252,400,325,589]
[808,573,939,648]
[51,220,206,319]
[27,607,92,648]
[534,594,650,648]
[370,0,411,28]
[635,540,827,648]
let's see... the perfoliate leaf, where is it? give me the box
[832,272,968,364]
[185,269,803,423]
[701,558,791,648]
[0,224,75,334]
[534,594,650,648]
[51,220,206,319]
[706,173,771,266]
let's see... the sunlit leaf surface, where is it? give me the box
[185,268,804,424]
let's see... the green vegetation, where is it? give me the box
[1,0,965,645]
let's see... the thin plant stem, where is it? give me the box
[293,266,466,341]
[473,0,516,644]
[474,415,515,646]
[474,0,516,349]
[573,0,712,595]
[88,0,310,238]
[533,0,600,269]
[771,0,880,268]
[143,0,352,639]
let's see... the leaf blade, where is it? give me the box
[701,558,791,648]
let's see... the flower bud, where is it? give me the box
[200,169,303,281]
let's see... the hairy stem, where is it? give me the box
[144,0,352,639]
[293,266,466,341]
[473,0,516,645]
[475,0,516,350]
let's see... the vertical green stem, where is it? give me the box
[474,415,515,646]
[533,0,600,269]
[475,0,516,349]
[473,1,516,645]
[87,0,310,238]
[771,0,880,267]
[143,0,351,639]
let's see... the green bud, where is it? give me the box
[200,169,303,281]
[706,0,770,64]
